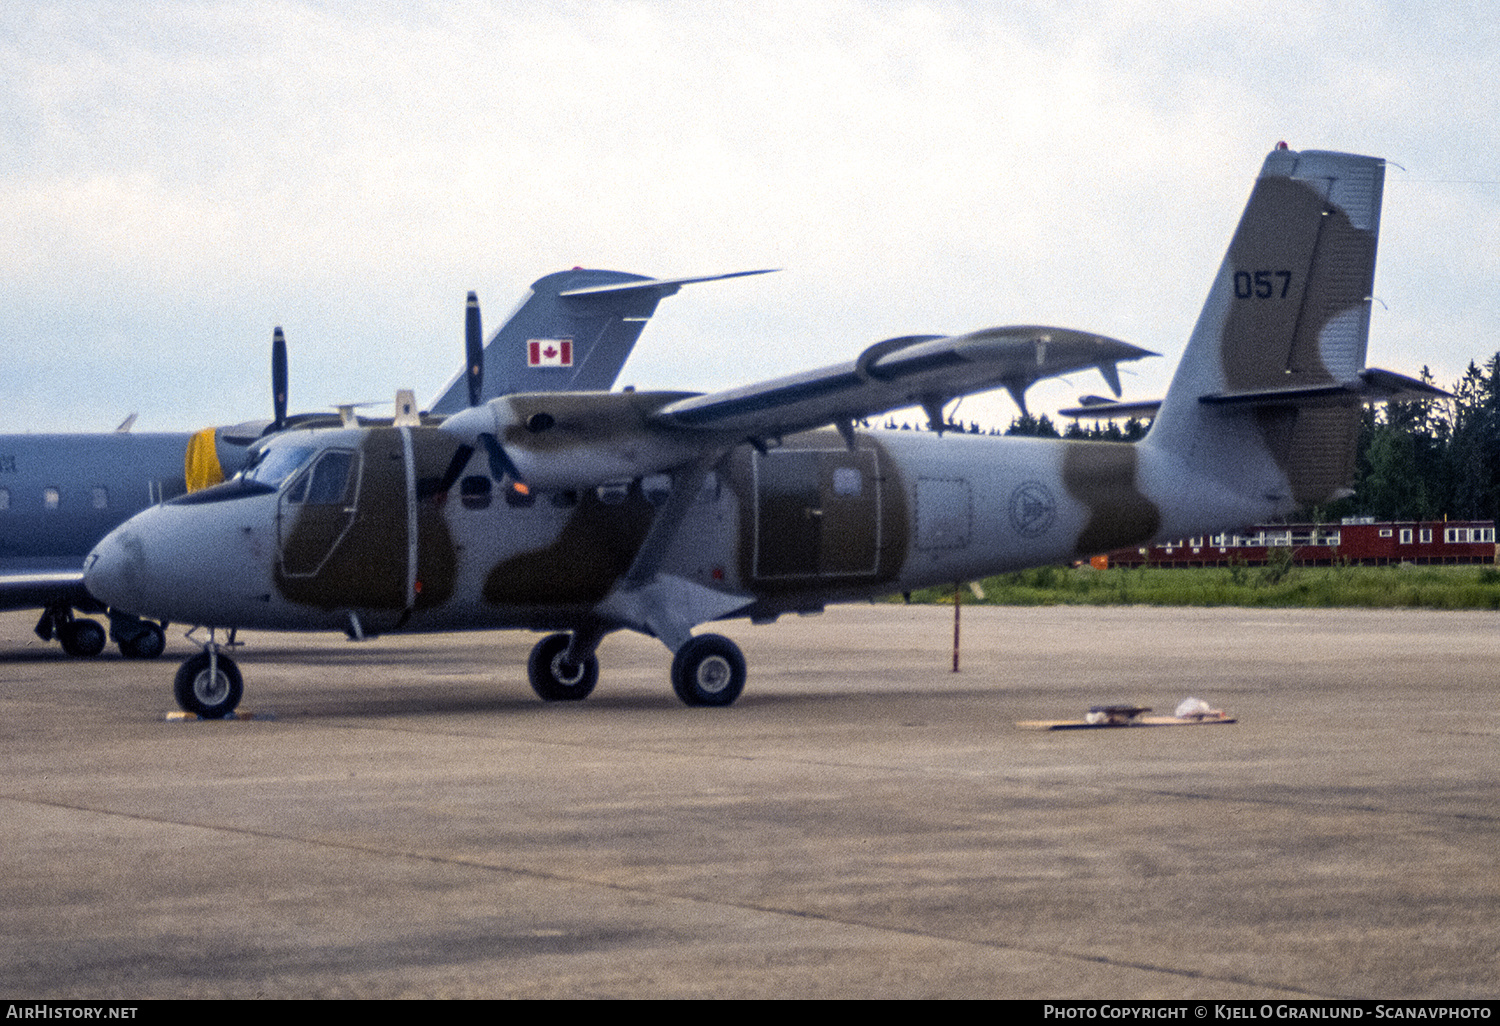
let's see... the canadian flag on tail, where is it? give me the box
[527,338,573,367]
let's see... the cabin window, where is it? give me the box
[460,475,492,510]
[1379,529,1393,538]
[596,482,629,506]
[44,487,60,510]
[92,487,108,510]
[833,466,863,497]
[1420,529,1433,543]
[641,473,672,506]
[1400,529,1413,544]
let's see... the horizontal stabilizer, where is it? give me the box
[1199,368,1450,407]
[1060,398,1164,419]
[1062,368,1443,421]
[558,269,777,297]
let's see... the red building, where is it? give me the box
[1106,520,1497,568]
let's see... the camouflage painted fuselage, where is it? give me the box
[84,420,1233,640]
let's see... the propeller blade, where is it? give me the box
[465,292,483,408]
[417,443,475,500]
[272,327,289,432]
[479,432,526,491]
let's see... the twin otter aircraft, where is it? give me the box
[86,147,1441,717]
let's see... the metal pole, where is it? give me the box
[952,582,961,673]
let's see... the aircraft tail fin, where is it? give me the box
[428,268,774,413]
[1144,147,1403,512]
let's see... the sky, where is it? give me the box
[3,0,1497,434]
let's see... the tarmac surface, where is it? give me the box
[1,604,1496,999]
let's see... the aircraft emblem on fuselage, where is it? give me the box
[1009,481,1057,537]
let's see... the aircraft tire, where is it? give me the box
[173,651,243,719]
[527,633,598,702]
[671,634,746,707]
[119,622,166,660]
[58,618,107,658]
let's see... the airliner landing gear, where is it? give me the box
[111,612,166,660]
[527,633,599,701]
[671,634,746,707]
[173,649,243,719]
[36,608,107,657]
[57,618,107,658]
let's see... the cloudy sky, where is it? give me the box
[3,0,1496,434]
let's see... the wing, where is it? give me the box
[438,325,1153,491]
[651,326,1155,440]
[0,567,91,612]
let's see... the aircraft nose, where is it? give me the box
[85,523,151,614]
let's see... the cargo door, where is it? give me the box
[753,447,881,580]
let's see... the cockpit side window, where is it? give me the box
[286,450,357,506]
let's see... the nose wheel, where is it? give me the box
[173,650,243,719]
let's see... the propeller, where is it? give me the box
[428,291,530,499]
[271,326,289,432]
[465,291,483,408]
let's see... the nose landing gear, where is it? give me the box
[173,631,243,719]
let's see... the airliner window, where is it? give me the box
[241,445,315,488]
[832,466,863,497]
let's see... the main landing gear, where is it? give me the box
[111,614,166,660]
[525,630,747,707]
[35,609,105,658]
[34,608,167,659]
[526,633,599,701]
[670,634,746,707]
